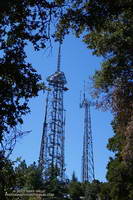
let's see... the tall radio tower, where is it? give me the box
[80,84,95,182]
[39,43,68,181]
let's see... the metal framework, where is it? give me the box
[80,88,95,182]
[39,43,68,181]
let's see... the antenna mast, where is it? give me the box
[80,83,95,182]
[39,42,68,181]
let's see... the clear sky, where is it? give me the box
[11,34,114,182]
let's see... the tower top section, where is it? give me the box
[47,71,67,85]
[47,42,67,86]
[80,82,90,108]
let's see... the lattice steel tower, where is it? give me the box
[80,86,95,182]
[39,43,68,181]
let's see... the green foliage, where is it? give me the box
[99,182,111,200]
[84,180,100,200]
[68,182,83,200]
[71,171,78,182]
[106,158,133,200]
[43,166,67,199]
[15,160,44,190]
[0,152,16,199]
[25,162,44,190]
[14,162,68,199]
[44,179,67,199]
[0,157,114,200]
[68,174,83,200]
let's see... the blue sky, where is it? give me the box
[11,34,114,182]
